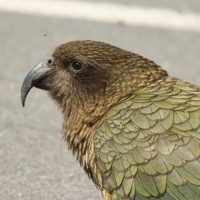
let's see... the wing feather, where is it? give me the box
[94,77,200,199]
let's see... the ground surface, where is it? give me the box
[1,0,200,199]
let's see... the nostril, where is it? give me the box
[46,57,54,66]
[48,59,52,64]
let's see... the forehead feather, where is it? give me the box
[52,40,130,61]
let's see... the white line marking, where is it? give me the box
[0,0,200,32]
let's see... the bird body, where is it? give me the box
[21,41,200,199]
[93,77,200,200]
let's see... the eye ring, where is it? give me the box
[69,61,86,74]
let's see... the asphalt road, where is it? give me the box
[1,0,200,200]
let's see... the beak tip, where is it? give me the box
[21,89,26,107]
[21,98,25,107]
[21,75,32,108]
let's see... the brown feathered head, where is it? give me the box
[21,40,167,113]
[21,40,168,164]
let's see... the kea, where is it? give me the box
[21,40,200,200]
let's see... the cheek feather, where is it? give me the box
[49,67,72,107]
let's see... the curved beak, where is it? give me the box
[21,61,51,107]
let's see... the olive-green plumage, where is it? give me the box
[21,40,200,200]
[95,78,200,200]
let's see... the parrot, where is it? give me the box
[21,40,200,200]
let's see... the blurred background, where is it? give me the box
[0,0,200,199]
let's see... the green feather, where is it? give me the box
[94,78,200,199]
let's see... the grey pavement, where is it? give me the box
[1,1,200,200]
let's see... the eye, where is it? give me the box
[69,61,86,74]
[72,61,82,71]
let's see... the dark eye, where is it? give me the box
[69,61,86,74]
[72,61,82,71]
